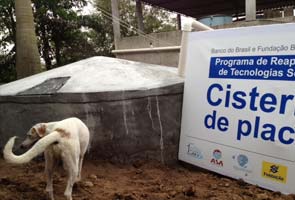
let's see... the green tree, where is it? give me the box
[0,0,16,82]
[33,0,88,68]
[95,0,176,37]
[33,0,111,69]
[15,0,41,79]
[80,14,114,56]
[1,0,102,78]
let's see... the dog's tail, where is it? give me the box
[3,131,60,164]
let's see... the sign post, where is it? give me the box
[179,24,295,194]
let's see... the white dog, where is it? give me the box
[3,117,90,200]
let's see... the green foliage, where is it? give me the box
[95,0,176,36]
[33,0,91,67]
[81,14,114,56]
[143,6,177,33]
[0,0,15,82]
[0,53,16,83]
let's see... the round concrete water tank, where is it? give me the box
[199,14,232,26]
[0,57,184,164]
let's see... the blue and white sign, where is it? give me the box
[178,23,295,194]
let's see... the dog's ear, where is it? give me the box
[31,127,38,135]
[35,124,47,137]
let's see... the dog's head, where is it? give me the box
[20,123,47,148]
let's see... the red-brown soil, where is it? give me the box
[0,159,294,200]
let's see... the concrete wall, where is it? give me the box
[115,31,182,67]
[0,84,184,164]
[114,16,295,67]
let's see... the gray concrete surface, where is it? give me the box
[115,31,182,67]
[0,84,184,164]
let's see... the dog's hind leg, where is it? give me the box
[77,127,89,182]
[45,150,56,200]
[63,153,79,200]
[76,155,84,182]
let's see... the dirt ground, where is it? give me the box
[0,159,294,200]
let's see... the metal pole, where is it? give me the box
[177,14,182,30]
[245,0,256,21]
[135,0,144,32]
[111,0,121,49]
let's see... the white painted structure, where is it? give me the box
[179,23,295,194]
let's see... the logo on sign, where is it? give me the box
[210,149,223,167]
[186,143,203,160]
[262,161,287,184]
[237,154,248,167]
[232,154,252,174]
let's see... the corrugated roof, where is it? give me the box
[141,0,295,18]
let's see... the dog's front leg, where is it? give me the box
[45,150,55,200]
